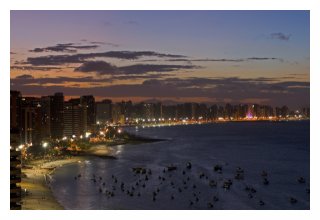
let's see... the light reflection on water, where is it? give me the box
[51,121,310,210]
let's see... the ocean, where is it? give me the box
[50,121,310,210]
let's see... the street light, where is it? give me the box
[42,142,48,157]
[85,132,91,138]
[18,144,24,150]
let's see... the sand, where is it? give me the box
[20,156,85,210]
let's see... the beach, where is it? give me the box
[20,156,85,210]
[19,138,158,210]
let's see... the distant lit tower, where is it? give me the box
[246,104,254,119]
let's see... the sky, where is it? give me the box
[10,10,310,108]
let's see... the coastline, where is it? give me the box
[20,156,85,210]
[19,136,163,210]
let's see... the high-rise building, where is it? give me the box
[64,99,82,137]
[121,100,133,120]
[112,103,125,124]
[10,91,22,147]
[50,93,64,139]
[162,105,176,119]
[154,102,163,120]
[96,99,112,124]
[40,96,51,139]
[225,103,233,119]
[209,105,218,120]
[10,90,21,130]
[80,95,95,132]
[20,97,42,145]
[144,103,155,120]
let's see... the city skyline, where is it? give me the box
[11,89,309,149]
[10,11,310,108]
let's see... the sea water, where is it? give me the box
[50,121,310,210]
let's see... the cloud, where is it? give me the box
[75,61,119,74]
[11,65,62,71]
[29,43,100,53]
[11,75,112,85]
[165,57,282,62]
[112,73,171,81]
[246,57,279,61]
[26,51,187,66]
[119,64,199,75]
[11,76,309,108]
[74,61,199,75]
[270,32,291,41]
[15,74,34,79]
[90,41,119,47]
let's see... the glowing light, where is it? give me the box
[62,136,67,140]
[18,144,24,150]
[80,135,83,139]
[42,142,48,148]
[246,112,253,119]
[72,134,76,138]
[100,131,105,135]
[85,132,91,138]
[97,121,100,125]
[117,128,122,134]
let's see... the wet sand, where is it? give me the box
[20,157,85,210]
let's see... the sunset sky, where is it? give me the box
[10,10,310,108]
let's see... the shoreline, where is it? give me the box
[20,156,86,210]
[19,136,162,210]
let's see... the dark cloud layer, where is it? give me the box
[29,43,100,53]
[75,61,118,74]
[11,75,309,108]
[11,75,112,85]
[74,61,199,75]
[26,51,187,66]
[11,65,62,71]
